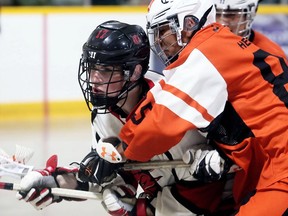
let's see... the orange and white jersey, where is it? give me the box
[120,23,288,204]
[90,70,216,214]
[91,71,207,185]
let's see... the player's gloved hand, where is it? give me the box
[182,144,228,182]
[102,183,137,216]
[78,137,124,185]
[16,155,80,210]
[102,186,153,216]
[101,171,155,216]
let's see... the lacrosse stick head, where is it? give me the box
[13,145,34,164]
[0,146,34,179]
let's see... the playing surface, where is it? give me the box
[0,117,109,216]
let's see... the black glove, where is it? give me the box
[78,150,123,185]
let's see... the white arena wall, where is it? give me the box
[0,5,287,121]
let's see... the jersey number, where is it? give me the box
[253,49,288,108]
[131,102,152,125]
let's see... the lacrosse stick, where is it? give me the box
[0,156,190,179]
[0,161,240,201]
[0,146,102,200]
[0,157,195,201]
[0,181,102,200]
[124,160,241,173]
[0,144,192,179]
[0,147,189,201]
[0,154,240,178]
[0,145,241,201]
[0,147,241,179]
[13,144,34,164]
[0,159,190,201]
[0,157,241,174]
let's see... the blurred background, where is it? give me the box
[0,0,286,6]
[1,0,150,6]
[0,0,287,215]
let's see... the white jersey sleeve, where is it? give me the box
[91,112,124,149]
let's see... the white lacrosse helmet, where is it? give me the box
[214,0,258,38]
[147,0,216,66]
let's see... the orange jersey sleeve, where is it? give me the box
[120,81,206,162]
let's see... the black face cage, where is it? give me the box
[78,58,130,114]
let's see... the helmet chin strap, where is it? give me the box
[117,79,140,102]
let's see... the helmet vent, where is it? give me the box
[155,8,170,20]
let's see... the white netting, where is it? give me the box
[14,145,34,164]
[0,145,34,179]
[0,156,34,179]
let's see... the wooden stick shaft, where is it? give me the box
[0,181,102,200]
[123,160,241,173]
[123,160,189,170]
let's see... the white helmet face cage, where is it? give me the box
[146,0,216,66]
[148,16,199,66]
[214,0,258,38]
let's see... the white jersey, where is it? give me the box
[90,70,208,215]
